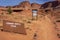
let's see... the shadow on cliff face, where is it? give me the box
[41,1,60,9]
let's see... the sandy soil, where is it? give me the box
[0,13,60,40]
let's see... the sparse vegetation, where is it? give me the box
[7,7,12,14]
[0,1,59,40]
[57,34,60,38]
[27,20,31,23]
[1,13,4,15]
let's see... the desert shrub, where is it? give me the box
[57,34,60,38]
[27,21,31,23]
[27,20,31,23]
[1,13,4,15]
[7,7,12,14]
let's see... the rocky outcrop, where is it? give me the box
[5,1,31,8]
[41,1,60,9]
[19,1,31,8]
[40,1,60,38]
[40,0,60,18]
[31,3,41,9]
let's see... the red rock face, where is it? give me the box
[40,0,60,20]
[0,1,41,9]
[0,1,60,40]
[31,3,41,9]
[4,1,31,8]
[41,1,60,9]
[41,1,60,39]
[19,1,31,8]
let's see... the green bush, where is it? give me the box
[7,7,12,14]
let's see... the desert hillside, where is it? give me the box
[0,0,60,40]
